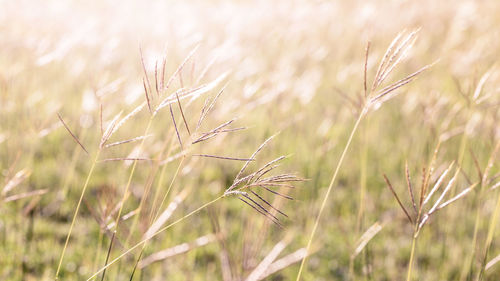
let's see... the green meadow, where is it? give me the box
[1,0,499,280]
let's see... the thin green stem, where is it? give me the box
[113,117,153,236]
[152,156,186,222]
[452,111,471,199]
[107,117,153,280]
[124,131,175,246]
[86,195,223,281]
[125,154,186,278]
[61,129,87,200]
[296,110,365,281]
[406,234,417,281]
[100,231,116,281]
[477,190,500,280]
[456,108,480,280]
[92,229,104,276]
[460,183,485,280]
[121,116,179,246]
[55,150,101,280]
[349,118,369,281]
[148,128,176,222]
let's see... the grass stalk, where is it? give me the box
[112,117,154,237]
[61,129,88,200]
[477,190,500,280]
[86,195,223,281]
[107,117,154,279]
[125,153,186,280]
[55,150,101,280]
[296,109,366,280]
[148,131,175,219]
[460,180,486,280]
[407,189,425,281]
[92,229,104,276]
[460,141,499,280]
[100,231,116,281]
[124,129,175,246]
[349,118,369,280]
[406,233,417,281]
[150,155,186,225]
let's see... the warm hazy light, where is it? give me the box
[1,0,499,280]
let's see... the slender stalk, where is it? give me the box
[406,233,417,281]
[151,156,186,224]
[124,129,175,246]
[406,197,424,281]
[457,109,484,280]
[149,129,176,221]
[86,195,223,281]
[92,229,104,276]
[124,87,214,274]
[460,181,485,280]
[21,209,35,280]
[113,117,154,237]
[356,120,369,233]
[125,154,186,278]
[477,190,500,280]
[56,150,101,280]
[296,109,366,281]
[107,117,153,279]
[149,138,173,219]
[457,132,468,168]
[61,129,87,200]
[407,168,428,281]
[100,231,116,281]
[349,118,369,280]
[456,108,472,174]
[128,250,144,281]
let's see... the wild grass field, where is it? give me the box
[1,0,499,280]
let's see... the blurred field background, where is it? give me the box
[1,0,499,280]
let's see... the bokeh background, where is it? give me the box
[1,0,499,280]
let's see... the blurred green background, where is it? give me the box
[1,0,499,280]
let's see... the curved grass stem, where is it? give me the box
[477,190,500,280]
[85,195,223,281]
[113,117,154,236]
[349,118,369,280]
[125,155,186,279]
[55,150,101,280]
[124,129,176,246]
[105,117,153,280]
[296,110,365,281]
